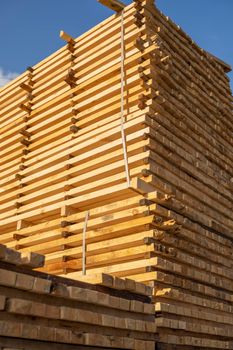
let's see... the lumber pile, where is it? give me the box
[0,245,156,349]
[0,0,233,348]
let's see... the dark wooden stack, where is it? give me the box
[0,244,156,349]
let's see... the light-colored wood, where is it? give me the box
[98,0,126,12]
[60,30,74,43]
[0,0,233,348]
[0,253,155,349]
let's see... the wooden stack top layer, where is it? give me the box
[0,0,231,96]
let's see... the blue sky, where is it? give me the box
[0,0,232,91]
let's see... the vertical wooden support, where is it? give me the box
[133,0,161,118]
[16,220,29,231]
[120,9,131,188]
[16,67,34,212]
[61,205,77,218]
[60,31,77,89]
[82,211,89,276]
[13,220,31,243]
[60,30,79,211]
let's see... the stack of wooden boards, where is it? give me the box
[0,244,156,349]
[0,0,233,348]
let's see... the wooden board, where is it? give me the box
[0,0,233,348]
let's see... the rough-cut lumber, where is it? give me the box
[0,0,233,348]
[0,248,156,349]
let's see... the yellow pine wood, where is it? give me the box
[0,114,148,187]
[0,137,148,201]
[0,179,149,226]
[40,245,154,273]
[0,195,145,244]
[0,0,232,348]
[32,39,151,106]
[33,21,143,93]
[17,214,155,254]
[0,130,148,201]
[64,256,157,279]
[0,160,149,218]
[43,230,155,266]
[11,204,157,250]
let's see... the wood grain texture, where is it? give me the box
[0,0,232,348]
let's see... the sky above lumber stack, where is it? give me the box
[0,0,232,89]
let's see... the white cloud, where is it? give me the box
[0,68,19,87]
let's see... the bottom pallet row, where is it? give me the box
[1,241,233,350]
[0,248,156,350]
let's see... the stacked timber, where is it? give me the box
[139,3,233,349]
[0,0,159,276]
[0,244,156,349]
[0,0,233,349]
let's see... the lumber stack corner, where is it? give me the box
[0,0,233,348]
